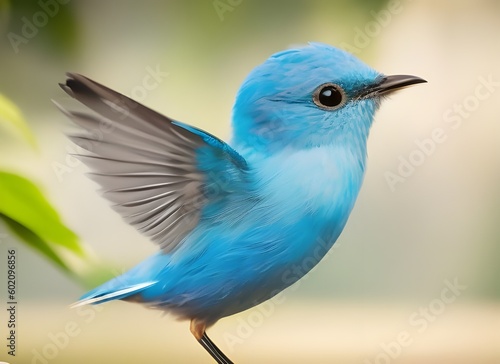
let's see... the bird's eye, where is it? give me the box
[313,83,346,110]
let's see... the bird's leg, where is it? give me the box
[190,319,234,364]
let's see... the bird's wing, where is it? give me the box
[58,73,249,253]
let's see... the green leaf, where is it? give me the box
[0,93,37,148]
[0,171,83,255]
[0,213,71,273]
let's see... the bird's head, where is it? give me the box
[232,43,425,156]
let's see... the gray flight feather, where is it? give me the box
[58,73,247,253]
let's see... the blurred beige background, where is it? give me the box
[0,0,499,363]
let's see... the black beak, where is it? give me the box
[359,75,427,98]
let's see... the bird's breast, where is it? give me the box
[255,145,365,219]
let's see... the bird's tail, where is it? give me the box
[71,252,167,308]
[70,280,157,308]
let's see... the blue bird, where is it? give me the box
[59,43,425,363]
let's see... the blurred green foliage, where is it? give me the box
[0,92,83,273]
[0,172,82,270]
[0,92,117,288]
[2,0,79,56]
[0,93,37,148]
[0,0,117,288]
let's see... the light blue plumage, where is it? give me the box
[59,43,425,363]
